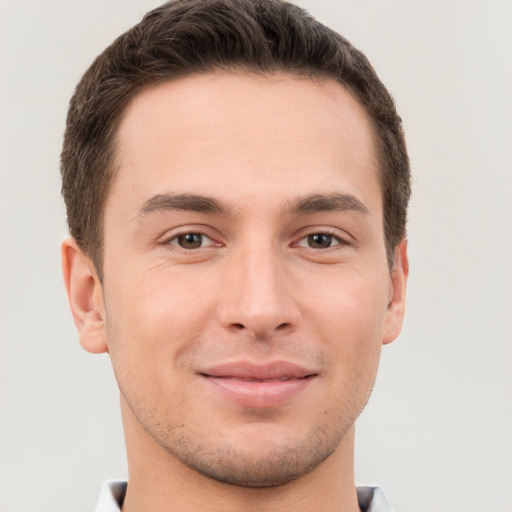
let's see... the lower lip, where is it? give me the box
[202,375,315,408]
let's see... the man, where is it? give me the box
[60,0,410,510]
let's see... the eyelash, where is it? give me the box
[161,228,349,252]
[294,229,349,250]
[162,229,219,250]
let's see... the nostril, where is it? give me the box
[276,323,289,331]
[233,323,245,330]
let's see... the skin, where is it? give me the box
[62,72,408,512]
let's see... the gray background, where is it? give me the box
[1,1,511,511]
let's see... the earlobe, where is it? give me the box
[383,239,409,345]
[61,238,108,354]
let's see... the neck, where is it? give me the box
[121,398,360,512]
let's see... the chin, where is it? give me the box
[176,443,336,488]
[157,416,352,488]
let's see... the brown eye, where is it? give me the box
[307,234,335,249]
[177,233,204,249]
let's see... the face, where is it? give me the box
[71,72,407,487]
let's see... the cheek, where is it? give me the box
[305,266,390,337]
[103,263,219,374]
[302,268,389,379]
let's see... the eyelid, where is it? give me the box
[159,226,223,249]
[168,232,214,248]
[292,227,352,248]
[295,234,342,248]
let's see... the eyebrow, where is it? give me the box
[136,191,369,219]
[137,193,232,218]
[286,193,369,216]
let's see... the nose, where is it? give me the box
[217,243,300,339]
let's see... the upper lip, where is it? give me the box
[199,360,317,380]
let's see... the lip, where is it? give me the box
[199,360,318,408]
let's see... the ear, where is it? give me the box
[383,239,409,345]
[61,238,108,354]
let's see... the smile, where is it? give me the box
[199,361,318,408]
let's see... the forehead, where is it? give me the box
[111,72,380,215]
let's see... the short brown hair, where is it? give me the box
[61,0,410,279]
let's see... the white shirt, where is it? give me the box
[95,480,393,512]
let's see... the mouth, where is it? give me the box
[198,361,318,408]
